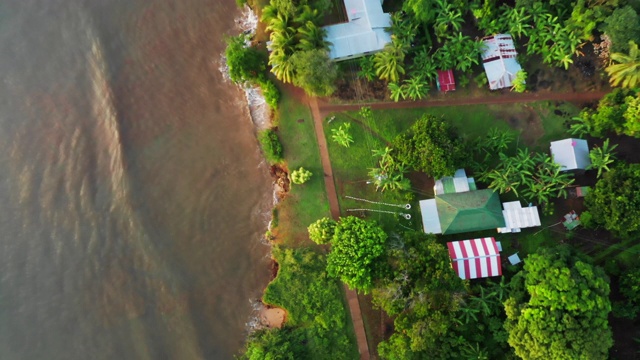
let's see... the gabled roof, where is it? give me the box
[550,138,591,170]
[481,34,522,90]
[323,0,392,61]
[434,168,475,195]
[447,237,502,280]
[436,189,505,234]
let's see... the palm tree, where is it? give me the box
[358,56,376,81]
[388,82,405,102]
[331,123,354,147]
[269,52,295,83]
[294,5,322,25]
[606,41,640,88]
[568,116,592,138]
[505,7,532,39]
[587,138,618,178]
[297,21,329,51]
[410,47,438,82]
[403,75,429,100]
[374,41,406,83]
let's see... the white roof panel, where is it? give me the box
[324,0,391,60]
[550,138,591,170]
[419,199,442,234]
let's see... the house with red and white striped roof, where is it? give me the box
[447,237,502,280]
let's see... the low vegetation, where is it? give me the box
[240,247,358,359]
[258,128,284,164]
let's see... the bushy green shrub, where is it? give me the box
[259,79,280,110]
[258,128,284,164]
[290,167,312,184]
[307,217,336,244]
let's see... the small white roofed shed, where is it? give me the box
[323,0,392,61]
[481,34,522,90]
[550,138,591,171]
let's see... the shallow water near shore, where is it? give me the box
[0,0,272,358]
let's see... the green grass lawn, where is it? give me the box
[274,91,330,247]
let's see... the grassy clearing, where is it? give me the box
[274,90,330,247]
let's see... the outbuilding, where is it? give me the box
[481,34,522,90]
[550,138,591,171]
[447,237,502,280]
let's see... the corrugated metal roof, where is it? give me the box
[447,237,502,279]
[502,201,541,229]
[481,34,522,90]
[324,0,391,61]
[550,138,591,170]
[437,69,456,92]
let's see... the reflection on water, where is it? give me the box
[0,0,272,359]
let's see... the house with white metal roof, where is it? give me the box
[481,34,522,90]
[550,138,591,171]
[323,0,392,61]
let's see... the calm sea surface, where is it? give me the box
[0,0,273,358]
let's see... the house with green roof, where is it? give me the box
[419,189,505,235]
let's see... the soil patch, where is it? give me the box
[270,164,290,197]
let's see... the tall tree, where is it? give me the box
[290,49,337,96]
[587,138,618,178]
[225,34,267,84]
[374,41,407,83]
[584,163,640,238]
[392,114,465,179]
[374,231,466,357]
[326,216,387,293]
[504,246,613,360]
[602,5,640,53]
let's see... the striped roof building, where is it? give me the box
[447,237,502,280]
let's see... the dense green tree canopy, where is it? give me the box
[602,5,640,53]
[326,216,387,293]
[241,327,307,360]
[225,34,267,85]
[584,163,640,239]
[307,217,336,244]
[577,88,640,137]
[290,49,337,97]
[392,115,464,179]
[504,246,613,360]
[375,232,466,358]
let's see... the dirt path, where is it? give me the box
[309,97,371,359]
[317,90,608,114]
[306,89,608,360]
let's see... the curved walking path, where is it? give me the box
[307,90,607,360]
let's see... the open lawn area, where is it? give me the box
[273,90,331,247]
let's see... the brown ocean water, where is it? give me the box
[0,0,273,358]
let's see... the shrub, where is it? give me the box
[290,167,312,184]
[258,128,284,164]
[259,79,281,110]
[307,217,337,244]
